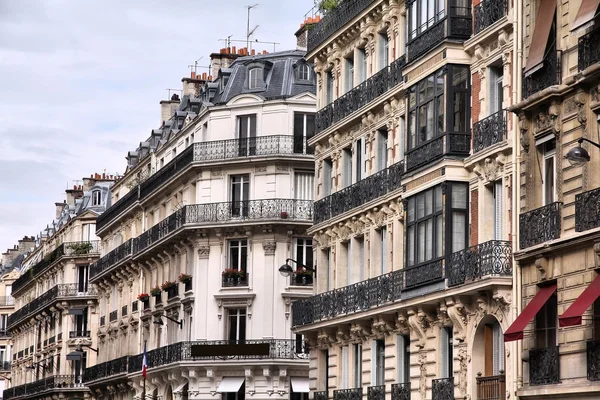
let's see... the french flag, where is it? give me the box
[142,342,148,378]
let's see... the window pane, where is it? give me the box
[453,91,466,132]
[544,156,555,204]
[437,95,444,133]
[426,101,434,140]
[425,219,433,260]
[409,87,416,108]
[452,212,466,252]
[417,194,425,219]
[436,215,443,257]
[417,223,426,262]
[428,0,435,27]
[407,198,415,222]
[425,190,433,215]
[435,186,443,211]
[452,184,467,209]
[409,111,416,149]
[419,104,428,144]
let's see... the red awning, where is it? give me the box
[559,274,600,327]
[504,284,557,342]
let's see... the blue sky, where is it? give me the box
[0,0,317,254]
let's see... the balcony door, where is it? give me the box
[227,309,247,343]
[488,66,503,115]
[483,322,505,376]
[237,115,257,156]
[75,308,88,337]
[294,113,315,154]
[230,175,250,217]
[78,264,89,293]
[73,351,87,383]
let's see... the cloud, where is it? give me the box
[0,0,316,252]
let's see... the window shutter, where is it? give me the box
[489,68,498,114]
[295,172,314,201]
[371,341,377,385]
[440,328,449,378]
[346,241,352,285]
[381,227,387,275]
[493,323,505,374]
[494,180,503,240]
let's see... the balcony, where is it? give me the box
[446,240,512,287]
[109,310,118,323]
[89,239,133,282]
[133,199,312,256]
[472,110,507,154]
[3,375,85,400]
[391,383,411,400]
[222,273,250,288]
[529,346,560,385]
[97,135,313,232]
[578,28,600,71]
[315,391,328,400]
[0,296,14,306]
[575,187,600,232]
[290,274,313,286]
[0,361,11,371]
[473,0,507,35]
[334,388,363,400]
[83,355,129,384]
[522,49,561,100]
[407,5,472,63]
[405,133,471,172]
[0,330,11,338]
[314,160,404,224]
[69,331,91,339]
[315,56,406,133]
[476,374,505,400]
[367,386,385,400]
[587,340,600,381]
[184,279,193,292]
[519,202,562,249]
[432,377,454,400]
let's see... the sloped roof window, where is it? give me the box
[249,68,262,89]
[91,190,101,206]
[298,64,311,81]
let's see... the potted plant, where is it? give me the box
[68,242,93,256]
[280,211,289,219]
[294,267,313,285]
[222,268,245,285]
[161,281,177,291]
[137,293,150,302]
[150,286,161,296]
[178,273,193,291]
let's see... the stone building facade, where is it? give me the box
[292,1,516,400]
[82,46,317,400]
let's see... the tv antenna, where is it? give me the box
[246,4,259,52]
[188,56,211,75]
[218,38,280,52]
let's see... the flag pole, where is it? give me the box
[143,339,147,400]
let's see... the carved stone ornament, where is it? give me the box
[372,316,394,338]
[445,297,468,342]
[519,112,530,153]
[535,255,549,280]
[418,351,427,399]
[316,330,335,349]
[262,241,276,255]
[457,347,469,395]
[408,307,431,348]
[349,322,371,343]
[395,310,410,335]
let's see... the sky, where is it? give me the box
[0,0,317,254]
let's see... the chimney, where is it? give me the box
[182,75,205,97]
[295,16,321,50]
[65,186,83,206]
[54,202,66,219]
[17,236,35,253]
[160,94,180,123]
[210,49,240,79]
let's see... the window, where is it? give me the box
[535,290,557,348]
[228,240,248,274]
[482,322,505,376]
[298,64,311,81]
[353,344,362,387]
[357,236,365,281]
[237,115,257,156]
[358,48,367,83]
[0,346,6,362]
[230,175,250,217]
[373,339,385,386]
[356,138,366,182]
[0,315,6,331]
[379,31,389,69]
[440,327,453,378]
[294,113,316,154]
[77,265,89,293]
[295,238,313,270]
[408,0,445,40]
[379,227,387,275]
[249,68,261,89]
[541,138,556,205]
[345,56,355,92]
[397,335,410,383]
[91,190,101,206]
[407,70,444,150]
[343,241,351,285]
[321,349,330,391]
[295,334,308,354]
[377,128,388,171]
[493,180,503,240]
[326,70,334,104]
[73,351,87,384]
[160,158,165,168]
[399,115,406,160]
[75,307,88,336]
[295,172,315,201]
[452,67,469,133]
[324,248,331,291]
[342,147,353,188]
[227,309,246,342]
[450,183,468,253]
[82,224,96,242]
[488,66,504,114]
[172,148,177,160]
[341,346,350,388]
[323,158,333,196]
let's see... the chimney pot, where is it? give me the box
[191,71,196,79]
[208,75,212,81]
[251,49,256,55]
[232,46,237,53]
[227,47,231,53]
[202,72,207,79]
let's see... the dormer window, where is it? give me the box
[91,190,101,206]
[299,64,311,81]
[249,68,262,89]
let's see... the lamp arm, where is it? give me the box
[285,258,317,272]
[579,138,600,150]
[163,315,183,327]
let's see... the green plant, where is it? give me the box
[318,0,341,13]
[178,273,192,283]
[161,281,177,291]
[68,242,93,255]
[150,286,161,296]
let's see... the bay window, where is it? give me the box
[408,0,446,40]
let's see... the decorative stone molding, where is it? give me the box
[372,316,394,338]
[316,329,335,349]
[395,310,410,335]
[418,351,427,399]
[214,293,256,320]
[473,155,506,185]
[262,241,277,255]
[407,307,432,348]
[445,297,468,342]
[349,322,371,343]
[457,346,469,395]
[519,112,530,153]
[535,255,549,280]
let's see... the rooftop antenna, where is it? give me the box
[188,57,203,75]
[219,38,280,53]
[246,4,259,52]
[166,88,183,99]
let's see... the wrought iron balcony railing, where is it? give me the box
[519,202,562,249]
[89,239,133,282]
[367,385,385,400]
[432,377,454,400]
[0,296,15,306]
[97,135,312,232]
[405,132,471,172]
[222,273,249,288]
[391,383,411,400]
[587,340,600,381]
[314,160,404,224]
[109,310,118,322]
[446,240,512,287]
[0,329,11,337]
[474,0,507,34]
[472,110,507,154]
[522,49,561,99]
[315,56,406,133]
[529,346,560,385]
[290,274,314,286]
[63,240,101,256]
[476,374,505,400]
[578,28,600,71]
[407,6,472,62]
[307,0,374,52]
[69,331,91,339]
[315,391,329,400]
[575,187,600,232]
[83,355,129,383]
[132,199,312,256]
[3,375,84,400]
[334,388,363,400]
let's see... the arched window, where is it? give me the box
[299,64,311,81]
[91,190,101,206]
[248,68,262,89]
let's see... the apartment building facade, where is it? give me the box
[504,0,600,396]
[83,47,316,400]
[3,175,115,400]
[292,1,516,400]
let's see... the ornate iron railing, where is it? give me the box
[575,187,600,232]
[69,331,91,338]
[4,375,84,400]
[12,243,65,294]
[97,135,312,232]
[529,346,560,385]
[587,340,600,381]
[578,28,600,71]
[315,391,329,400]
[0,296,14,306]
[407,6,472,62]
[404,259,444,289]
[334,388,363,400]
[89,239,133,282]
[307,0,375,52]
[63,240,101,257]
[405,133,471,172]
[314,160,404,224]
[83,355,129,383]
[474,0,507,34]
[519,202,562,249]
[432,377,454,400]
[472,110,507,154]
[222,273,249,287]
[0,329,10,337]
[522,49,561,99]
[446,240,512,286]
[0,361,10,371]
[290,274,314,286]
[391,383,410,400]
[315,56,406,133]
[109,310,118,322]
[367,385,385,400]
[476,374,505,400]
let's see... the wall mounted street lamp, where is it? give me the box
[278,258,316,277]
[153,314,183,329]
[566,138,600,166]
